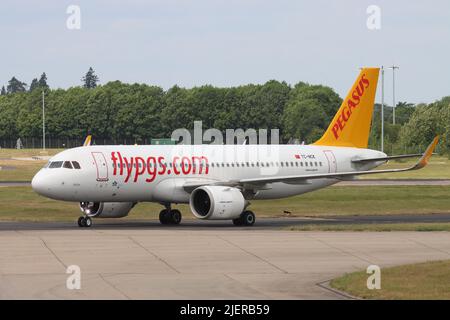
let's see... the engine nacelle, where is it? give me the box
[79,202,135,218]
[189,186,245,220]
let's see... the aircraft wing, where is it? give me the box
[238,136,439,185]
[351,153,432,164]
[182,136,439,190]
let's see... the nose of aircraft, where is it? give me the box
[31,170,50,196]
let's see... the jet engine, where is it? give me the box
[79,202,135,218]
[189,186,245,220]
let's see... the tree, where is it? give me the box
[82,67,99,89]
[29,78,39,92]
[0,86,5,95]
[282,83,341,143]
[38,72,49,89]
[399,97,450,153]
[6,77,27,94]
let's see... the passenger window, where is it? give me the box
[63,161,73,169]
[49,161,63,169]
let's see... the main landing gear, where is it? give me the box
[232,210,256,226]
[77,216,92,228]
[159,204,182,225]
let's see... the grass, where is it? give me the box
[0,148,63,182]
[0,185,450,222]
[330,260,450,299]
[287,223,450,232]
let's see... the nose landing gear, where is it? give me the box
[77,216,92,228]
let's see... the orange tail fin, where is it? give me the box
[313,67,380,148]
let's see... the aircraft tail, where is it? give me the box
[83,135,92,146]
[313,67,380,148]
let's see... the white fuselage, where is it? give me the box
[31,144,386,204]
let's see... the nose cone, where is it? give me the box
[31,170,50,196]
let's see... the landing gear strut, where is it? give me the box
[77,216,92,228]
[233,210,256,226]
[159,204,182,225]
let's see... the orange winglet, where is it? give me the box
[414,136,439,169]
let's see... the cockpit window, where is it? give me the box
[49,161,63,169]
[63,161,73,169]
[72,161,81,169]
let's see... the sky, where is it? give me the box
[1,0,449,104]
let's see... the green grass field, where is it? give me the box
[330,260,450,299]
[0,149,62,182]
[1,185,449,222]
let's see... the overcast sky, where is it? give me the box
[1,0,449,104]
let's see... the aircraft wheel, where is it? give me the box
[241,210,255,226]
[84,217,92,227]
[77,216,84,227]
[170,209,182,225]
[159,209,170,224]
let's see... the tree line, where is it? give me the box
[0,68,448,153]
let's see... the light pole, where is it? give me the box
[381,66,384,153]
[42,90,46,150]
[389,65,399,124]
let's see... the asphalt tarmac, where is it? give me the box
[0,226,449,299]
[1,213,450,231]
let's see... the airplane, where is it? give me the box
[31,67,439,228]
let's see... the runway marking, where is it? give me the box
[128,236,180,274]
[216,235,288,274]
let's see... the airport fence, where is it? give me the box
[0,137,150,149]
